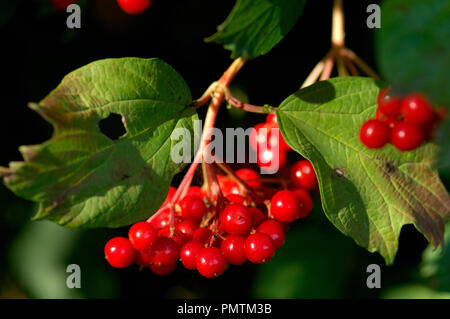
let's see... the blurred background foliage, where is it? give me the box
[0,0,448,299]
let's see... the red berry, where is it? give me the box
[196,247,228,278]
[158,226,188,248]
[117,0,152,15]
[267,126,291,152]
[104,237,135,268]
[134,250,152,266]
[225,193,246,204]
[192,228,212,244]
[176,220,198,240]
[419,113,440,141]
[257,147,287,170]
[235,168,261,188]
[128,221,158,251]
[186,186,204,199]
[221,235,247,265]
[391,122,424,151]
[377,88,402,117]
[290,160,318,191]
[401,93,434,126]
[150,262,176,276]
[149,236,179,266]
[270,190,302,223]
[245,233,275,263]
[180,240,204,270]
[293,189,313,218]
[219,203,252,235]
[149,208,171,230]
[51,0,77,11]
[266,113,278,125]
[359,119,391,149]
[250,123,270,152]
[217,175,241,197]
[256,220,285,249]
[249,207,266,228]
[178,195,207,222]
[382,116,401,130]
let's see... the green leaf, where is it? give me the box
[376,0,450,106]
[1,58,198,228]
[276,77,450,264]
[206,0,307,59]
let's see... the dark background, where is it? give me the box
[0,0,448,299]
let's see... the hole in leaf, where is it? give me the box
[99,113,126,140]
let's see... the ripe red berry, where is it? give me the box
[266,113,278,125]
[219,203,252,235]
[104,237,135,268]
[249,207,266,228]
[391,122,424,151]
[377,88,402,117]
[256,220,285,249]
[117,0,152,15]
[382,116,401,130]
[51,0,77,11]
[359,119,391,149]
[290,160,318,191]
[270,190,302,223]
[245,233,276,263]
[149,208,171,229]
[401,93,435,126]
[257,147,287,170]
[158,226,188,248]
[149,236,179,267]
[150,262,176,276]
[128,221,158,251]
[217,175,241,197]
[178,195,207,222]
[176,220,198,240]
[186,186,204,199]
[196,247,228,278]
[225,193,246,204]
[235,168,261,188]
[293,188,313,218]
[221,235,247,265]
[267,126,291,152]
[180,240,204,270]
[134,250,152,266]
[250,123,270,152]
[192,227,212,244]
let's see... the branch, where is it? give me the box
[223,87,274,114]
[332,0,345,48]
[341,48,380,79]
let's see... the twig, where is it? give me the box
[301,57,326,89]
[320,52,335,80]
[341,48,380,79]
[343,56,359,76]
[223,87,274,114]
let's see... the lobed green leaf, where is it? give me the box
[1,58,198,228]
[277,77,450,264]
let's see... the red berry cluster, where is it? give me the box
[250,114,292,169]
[104,161,318,278]
[360,88,443,151]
